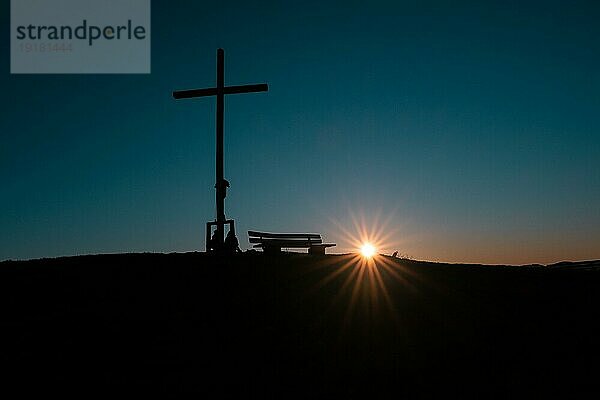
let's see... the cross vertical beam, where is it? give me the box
[215,48,225,245]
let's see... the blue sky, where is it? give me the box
[1,0,599,263]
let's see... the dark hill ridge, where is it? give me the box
[2,253,599,396]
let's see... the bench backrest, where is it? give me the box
[248,231,321,240]
[248,231,323,246]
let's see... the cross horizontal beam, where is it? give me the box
[172,83,268,99]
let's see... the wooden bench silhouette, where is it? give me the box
[248,231,336,255]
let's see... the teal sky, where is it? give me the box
[1,0,599,263]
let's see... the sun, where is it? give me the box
[360,243,376,258]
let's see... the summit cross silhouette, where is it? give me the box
[172,48,268,251]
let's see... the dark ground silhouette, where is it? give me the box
[1,253,599,396]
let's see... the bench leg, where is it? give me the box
[308,246,325,255]
[263,246,282,255]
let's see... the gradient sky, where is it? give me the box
[2,0,599,263]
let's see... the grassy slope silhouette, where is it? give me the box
[1,253,599,396]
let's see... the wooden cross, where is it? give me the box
[172,48,268,250]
